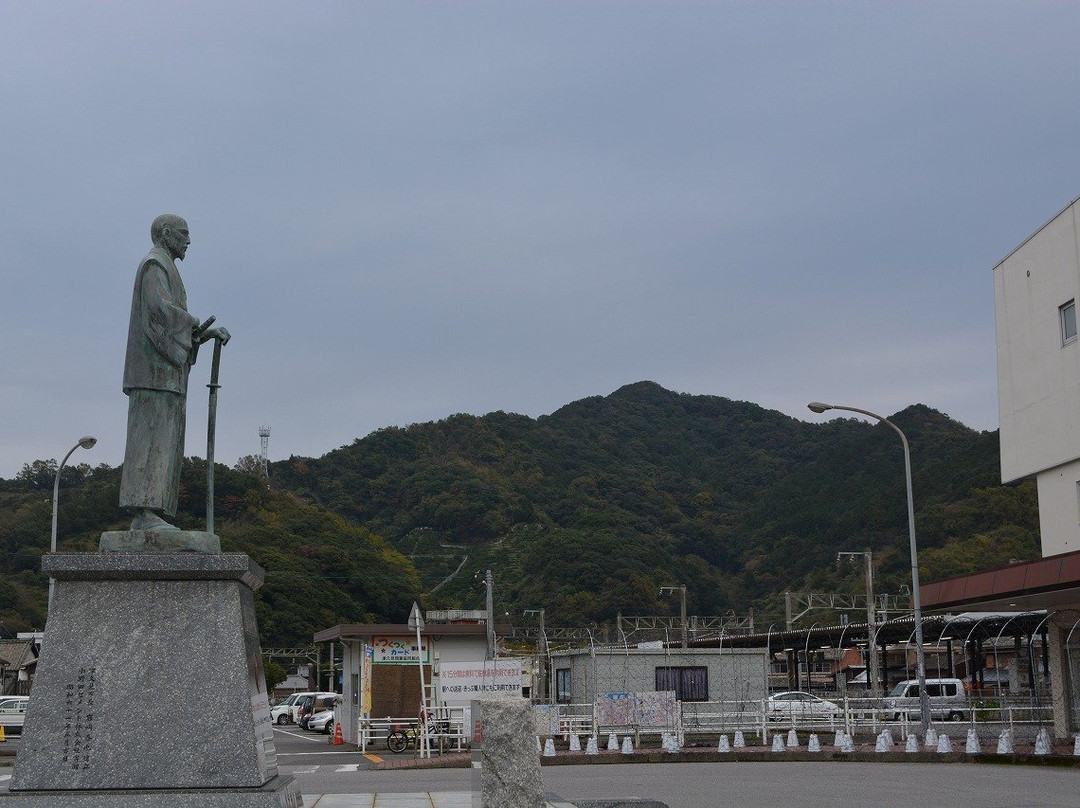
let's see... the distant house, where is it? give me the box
[0,636,40,695]
[273,670,312,698]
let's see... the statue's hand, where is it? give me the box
[205,326,231,345]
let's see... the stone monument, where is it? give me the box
[4,217,300,807]
[470,697,544,808]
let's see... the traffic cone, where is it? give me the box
[333,720,343,746]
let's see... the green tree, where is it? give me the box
[263,659,288,693]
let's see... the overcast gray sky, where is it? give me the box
[3,1,1079,478]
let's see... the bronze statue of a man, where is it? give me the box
[119,215,230,531]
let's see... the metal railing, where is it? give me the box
[533,694,1055,747]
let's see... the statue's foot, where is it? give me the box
[130,510,181,532]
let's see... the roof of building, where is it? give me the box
[549,644,765,658]
[0,640,37,670]
[274,673,311,692]
[921,549,1080,612]
[689,611,1048,651]
[314,623,505,643]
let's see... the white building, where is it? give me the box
[548,645,767,706]
[995,197,1080,554]
[930,194,1080,736]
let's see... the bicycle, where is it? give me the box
[386,724,416,753]
[385,710,453,754]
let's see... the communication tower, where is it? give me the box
[258,425,271,477]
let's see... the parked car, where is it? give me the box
[308,697,341,735]
[884,677,969,721]
[298,693,338,730]
[0,696,29,736]
[766,691,839,720]
[270,693,304,725]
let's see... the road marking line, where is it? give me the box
[364,753,384,764]
[334,764,360,772]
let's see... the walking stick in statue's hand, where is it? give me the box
[205,332,225,535]
[193,315,217,343]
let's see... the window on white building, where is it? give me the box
[655,666,708,701]
[1060,300,1077,345]
[555,668,572,703]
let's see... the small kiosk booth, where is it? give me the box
[314,615,515,749]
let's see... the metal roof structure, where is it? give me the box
[688,611,1051,652]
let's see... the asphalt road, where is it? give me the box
[279,759,1080,808]
[269,728,1080,808]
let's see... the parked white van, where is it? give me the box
[884,677,969,721]
[0,696,29,736]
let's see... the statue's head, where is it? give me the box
[151,214,190,261]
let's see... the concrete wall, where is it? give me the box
[1036,459,1080,555]
[433,636,488,665]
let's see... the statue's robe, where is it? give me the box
[119,246,200,516]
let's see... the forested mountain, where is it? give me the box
[0,381,1039,645]
[270,381,1039,630]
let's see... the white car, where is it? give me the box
[270,693,304,725]
[766,691,839,721]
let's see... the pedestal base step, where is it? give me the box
[1,776,300,808]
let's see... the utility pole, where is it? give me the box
[863,549,881,694]
[660,586,688,648]
[525,608,547,702]
[838,549,881,694]
[485,569,495,660]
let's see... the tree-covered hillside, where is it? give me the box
[0,460,422,645]
[270,381,1040,629]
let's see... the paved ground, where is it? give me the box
[300,795,575,807]
[4,728,1080,807]
[300,795,574,807]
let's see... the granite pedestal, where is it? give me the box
[472,697,543,808]
[4,546,300,807]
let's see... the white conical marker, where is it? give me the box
[965,728,980,754]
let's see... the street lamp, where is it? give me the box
[49,435,97,612]
[807,402,930,732]
[803,623,820,694]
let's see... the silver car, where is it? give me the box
[307,707,335,734]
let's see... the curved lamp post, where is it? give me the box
[807,402,930,732]
[49,435,97,612]
[803,622,820,694]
